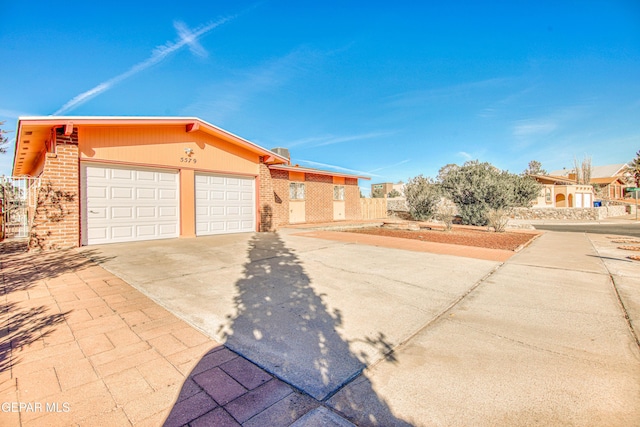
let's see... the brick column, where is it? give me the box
[258,160,276,231]
[345,178,362,220]
[258,160,290,231]
[29,128,80,250]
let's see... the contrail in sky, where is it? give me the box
[53,16,234,115]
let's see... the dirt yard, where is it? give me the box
[344,226,538,251]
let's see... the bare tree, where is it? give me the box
[573,155,592,184]
[631,150,640,187]
[0,121,9,154]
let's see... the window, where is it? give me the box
[545,188,552,204]
[333,185,345,201]
[290,182,305,200]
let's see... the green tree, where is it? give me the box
[387,189,401,198]
[523,160,547,176]
[371,187,385,198]
[404,175,441,220]
[440,160,541,229]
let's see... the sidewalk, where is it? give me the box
[0,240,322,426]
[326,231,640,425]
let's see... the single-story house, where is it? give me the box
[549,163,632,200]
[11,116,368,250]
[530,174,594,208]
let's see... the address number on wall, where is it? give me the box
[180,157,197,163]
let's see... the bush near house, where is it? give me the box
[438,161,541,230]
[404,175,441,220]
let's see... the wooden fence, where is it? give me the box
[360,198,388,219]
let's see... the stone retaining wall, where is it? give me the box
[512,205,628,220]
[387,197,632,221]
[386,197,409,212]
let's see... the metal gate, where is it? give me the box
[1,176,40,240]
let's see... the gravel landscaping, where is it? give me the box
[344,226,538,251]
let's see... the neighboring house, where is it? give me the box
[549,163,632,200]
[11,116,368,249]
[371,182,404,197]
[529,174,594,208]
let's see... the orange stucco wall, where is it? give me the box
[78,125,260,175]
[289,171,305,182]
[180,169,196,237]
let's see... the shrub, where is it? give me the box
[486,207,510,232]
[404,175,441,220]
[439,161,541,230]
[436,198,457,231]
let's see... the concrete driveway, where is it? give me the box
[82,227,640,425]
[81,230,499,402]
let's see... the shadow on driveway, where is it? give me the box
[165,233,411,425]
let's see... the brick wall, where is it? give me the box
[258,161,275,231]
[305,174,334,223]
[345,178,362,220]
[261,166,364,228]
[29,128,80,250]
[259,161,290,231]
[271,169,289,228]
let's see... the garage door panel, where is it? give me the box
[211,191,225,200]
[83,164,179,245]
[211,206,225,216]
[136,171,156,181]
[87,186,107,199]
[136,188,156,199]
[111,187,133,199]
[136,224,157,237]
[88,228,107,240]
[195,174,255,236]
[111,226,135,239]
[136,206,156,218]
[112,207,134,219]
[159,189,178,200]
[112,169,134,180]
[159,224,178,235]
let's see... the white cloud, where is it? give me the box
[513,120,557,137]
[367,159,410,173]
[182,48,315,122]
[288,131,394,148]
[53,16,234,115]
[458,151,473,160]
[388,77,511,108]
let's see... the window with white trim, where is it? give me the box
[290,182,305,200]
[333,185,345,201]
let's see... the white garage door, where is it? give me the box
[82,164,179,245]
[195,174,255,236]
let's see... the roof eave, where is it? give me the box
[269,164,371,180]
[12,116,289,175]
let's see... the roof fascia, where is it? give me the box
[14,116,289,165]
[269,164,371,180]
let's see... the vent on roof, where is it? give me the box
[271,147,290,160]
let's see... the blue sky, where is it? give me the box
[1,1,638,192]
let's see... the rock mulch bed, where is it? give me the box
[345,225,537,251]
